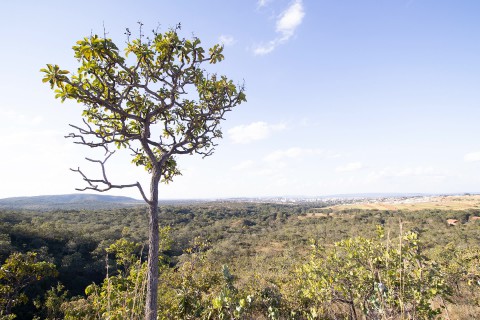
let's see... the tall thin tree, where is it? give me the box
[41,24,246,319]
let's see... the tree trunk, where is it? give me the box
[145,174,160,320]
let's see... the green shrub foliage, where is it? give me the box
[296,227,451,319]
[1,203,479,319]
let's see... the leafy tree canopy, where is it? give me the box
[41,24,246,189]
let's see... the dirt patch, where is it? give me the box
[298,212,329,220]
[256,241,284,254]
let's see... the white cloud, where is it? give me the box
[228,121,286,144]
[264,147,324,162]
[394,167,436,177]
[464,151,480,162]
[0,130,62,148]
[219,35,236,46]
[336,162,363,172]
[366,166,443,182]
[253,41,277,55]
[0,107,44,126]
[276,0,305,40]
[232,160,255,171]
[254,0,305,55]
[257,0,273,8]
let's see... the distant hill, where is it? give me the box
[0,194,144,211]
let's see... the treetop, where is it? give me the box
[41,25,246,189]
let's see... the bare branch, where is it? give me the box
[71,151,150,204]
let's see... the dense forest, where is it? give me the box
[1,200,479,319]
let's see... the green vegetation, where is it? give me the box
[0,252,57,318]
[41,24,246,319]
[1,200,479,319]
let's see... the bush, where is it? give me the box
[295,227,451,319]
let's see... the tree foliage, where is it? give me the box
[0,252,57,318]
[41,24,246,193]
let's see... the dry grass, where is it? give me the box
[321,195,480,213]
[256,241,285,254]
[447,304,480,320]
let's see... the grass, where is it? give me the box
[319,195,480,213]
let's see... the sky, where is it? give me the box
[1,0,480,200]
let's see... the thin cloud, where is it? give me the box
[228,121,286,144]
[219,35,236,46]
[232,160,255,171]
[257,0,273,8]
[0,107,44,126]
[336,162,364,172]
[366,166,442,181]
[264,147,324,162]
[254,0,305,55]
[393,166,434,177]
[276,0,305,40]
[464,151,480,162]
[0,130,61,148]
[253,40,277,55]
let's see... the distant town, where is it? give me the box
[214,192,478,206]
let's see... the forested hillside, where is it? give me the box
[1,199,479,319]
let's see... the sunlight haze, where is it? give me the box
[1,0,479,199]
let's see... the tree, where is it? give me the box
[0,252,57,318]
[41,23,246,319]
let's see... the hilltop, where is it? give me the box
[0,193,144,211]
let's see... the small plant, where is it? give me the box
[34,282,69,320]
[208,265,253,319]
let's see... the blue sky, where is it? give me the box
[1,0,480,199]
